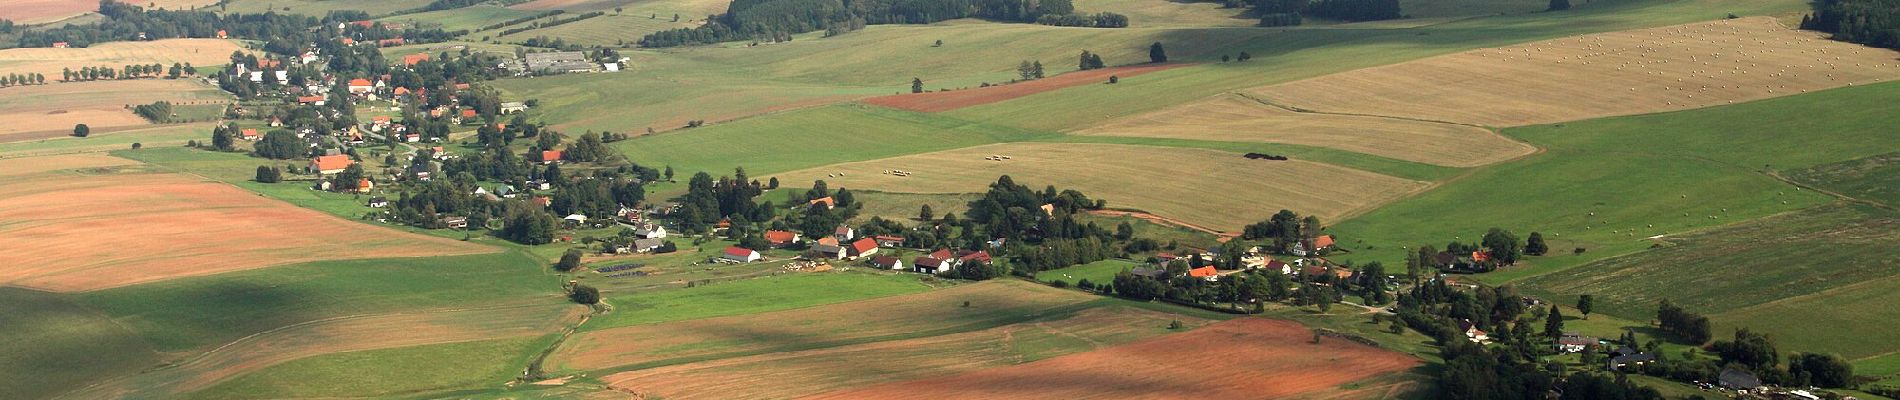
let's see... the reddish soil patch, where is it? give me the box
[0,167,493,292]
[802,318,1421,400]
[0,0,96,24]
[864,64,1187,113]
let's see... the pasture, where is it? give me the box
[1036,259,1143,286]
[0,287,160,400]
[186,335,558,400]
[1788,151,1900,208]
[770,142,1431,232]
[0,0,217,24]
[1329,80,1900,282]
[490,55,887,134]
[378,4,541,32]
[1075,93,1536,167]
[1251,17,1900,127]
[608,104,1049,177]
[584,271,936,329]
[553,279,1091,372]
[864,63,1186,112]
[0,79,230,141]
[497,13,700,47]
[0,39,242,84]
[0,123,209,157]
[0,154,492,292]
[1072,0,1257,27]
[216,0,433,17]
[806,318,1421,399]
[1518,204,1900,358]
[600,305,1205,399]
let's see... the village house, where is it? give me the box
[1457,320,1489,343]
[846,238,879,259]
[354,178,374,194]
[721,247,761,263]
[765,230,802,248]
[308,154,353,175]
[632,238,665,253]
[912,257,949,274]
[870,256,904,270]
[955,250,992,265]
[1188,265,1219,281]
[540,149,563,164]
[240,128,260,140]
[632,223,667,239]
[367,196,388,208]
[1290,234,1337,257]
[809,196,836,210]
[812,242,846,260]
[297,95,326,106]
[401,53,430,67]
[832,224,855,241]
[442,216,469,229]
[872,235,906,248]
[1556,333,1594,353]
[347,78,374,94]
[530,196,552,208]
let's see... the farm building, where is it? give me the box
[1556,333,1594,353]
[832,225,855,241]
[442,216,469,229]
[308,155,353,175]
[1130,267,1167,279]
[870,256,903,270]
[563,214,588,226]
[500,102,528,114]
[809,197,836,210]
[1719,367,1762,390]
[540,150,563,164]
[912,257,949,274]
[1188,266,1219,281]
[722,247,761,263]
[1457,320,1489,343]
[632,238,665,253]
[765,230,802,248]
[846,238,879,259]
[872,235,905,248]
[632,223,666,239]
[240,128,259,140]
[347,78,374,94]
[525,52,595,73]
[812,243,845,260]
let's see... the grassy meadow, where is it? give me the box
[609,104,1053,177]
[584,271,938,330]
[185,335,559,399]
[0,288,161,400]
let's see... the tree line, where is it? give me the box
[1801,0,1900,50]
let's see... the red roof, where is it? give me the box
[454,83,471,90]
[958,251,991,264]
[848,238,878,254]
[340,38,355,45]
[348,78,372,87]
[871,256,901,268]
[809,197,835,208]
[351,20,376,28]
[311,154,353,172]
[764,230,799,245]
[240,128,258,137]
[378,38,405,47]
[372,116,391,123]
[816,237,839,246]
[1471,250,1491,263]
[541,150,562,162]
[723,247,756,258]
[1189,266,1218,278]
[296,95,325,104]
[401,53,429,66]
[393,87,411,96]
[531,196,550,206]
[929,249,953,260]
[461,109,478,118]
[1315,235,1335,249]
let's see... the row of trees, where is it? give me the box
[1034,12,1130,27]
[131,101,173,122]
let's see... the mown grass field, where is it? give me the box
[0,287,160,400]
[0,123,211,157]
[379,4,541,32]
[1789,151,1900,208]
[609,104,1052,177]
[491,54,889,134]
[1036,259,1142,286]
[498,13,698,46]
[1331,81,1900,282]
[585,271,937,330]
[184,335,559,399]
[217,0,433,17]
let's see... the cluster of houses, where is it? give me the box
[709,223,994,276]
[1118,235,1340,283]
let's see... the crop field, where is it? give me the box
[0,79,230,141]
[1075,93,1535,167]
[0,157,492,292]
[0,39,242,83]
[807,318,1421,399]
[600,305,1206,399]
[864,64,1187,112]
[609,105,1049,177]
[585,271,937,329]
[217,0,433,17]
[65,302,584,399]
[0,152,136,177]
[1252,17,1900,127]
[498,13,700,47]
[0,287,160,400]
[1329,80,1900,281]
[491,55,887,134]
[0,0,216,24]
[1072,0,1257,27]
[1788,151,1900,208]
[771,142,1431,232]
[552,280,1093,372]
[510,0,729,14]
[378,5,541,32]
[187,335,558,399]
[1518,204,1900,357]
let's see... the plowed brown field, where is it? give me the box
[804,318,1421,400]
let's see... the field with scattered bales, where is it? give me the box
[0,79,230,141]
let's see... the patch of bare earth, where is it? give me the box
[1252,17,1900,127]
[0,161,493,292]
[803,318,1421,400]
[601,306,1206,399]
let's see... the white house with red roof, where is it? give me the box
[845,238,879,259]
[308,154,354,175]
[346,78,374,94]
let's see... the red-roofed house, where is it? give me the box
[296,95,326,105]
[1471,250,1491,263]
[378,38,405,47]
[531,196,551,208]
[929,249,954,262]
[1314,235,1335,250]
[539,150,562,164]
[1188,265,1219,281]
[816,237,839,246]
[309,155,354,175]
[356,178,375,193]
[347,78,373,94]
[721,247,761,263]
[216,30,228,39]
[808,196,835,210]
[956,250,991,265]
[832,225,854,241]
[764,230,801,248]
[351,20,377,28]
[239,128,259,140]
[870,256,903,270]
[846,238,878,259]
[392,87,411,97]
[340,38,356,45]
[872,235,905,248]
[460,109,478,119]
[401,53,429,66]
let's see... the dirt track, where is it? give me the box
[802,318,1421,400]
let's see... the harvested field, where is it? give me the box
[805,318,1421,399]
[62,302,582,399]
[865,64,1185,112]
[0,39,243,83]
[0,152,136,178]
[0,0,214,24]
[0,79,230,141]
[771,142,1429,232]
[1077,93,1536,167]
[601,306,1205,399]
[1252,17,1900,127]
[0,164,492,292]
[552,280,1095,371]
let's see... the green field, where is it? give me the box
[498,13,698,46]
[1036,259,1143,286]
[585,271,937,330]
[185,335,558,399]
[0,123,210,158]
[491,53,890,134]
[218,0,434,17]
[0,288,160,400]
[609,104,1052,177]
[380,4,542,32]
[1789,151,1900,208]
